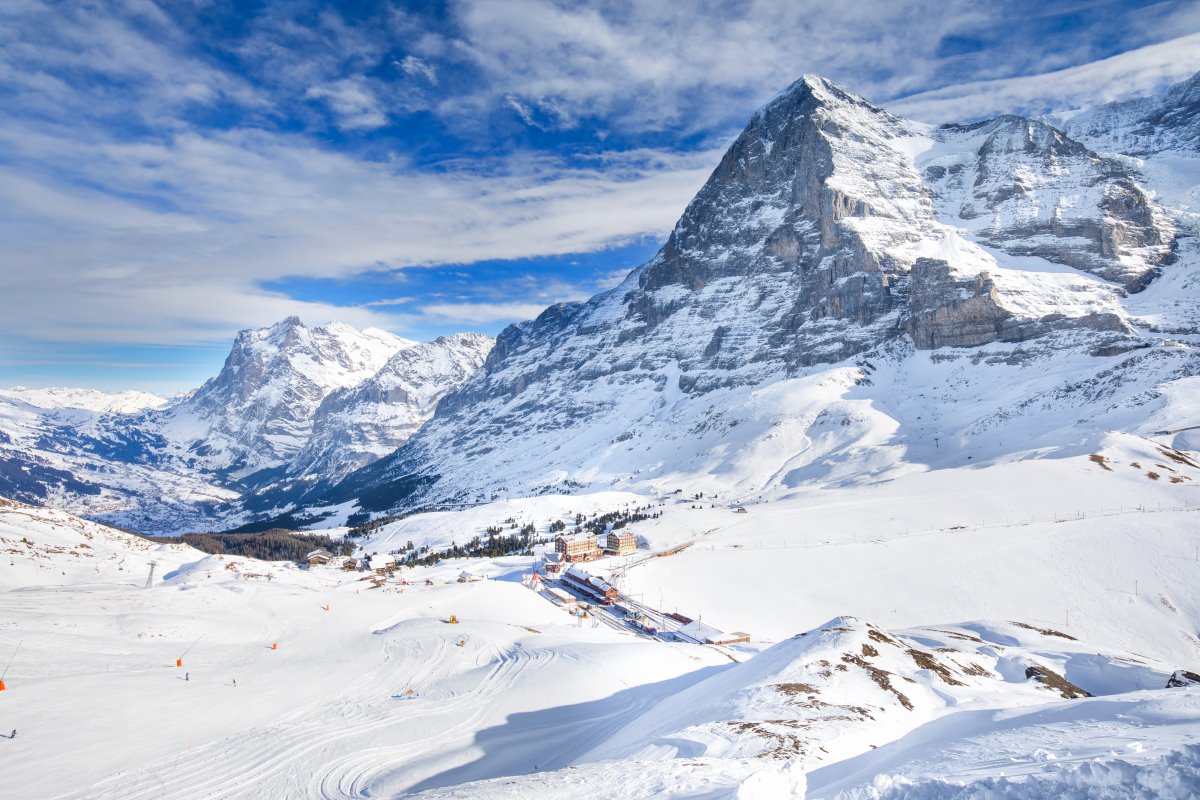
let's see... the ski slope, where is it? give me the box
[2,468,1199,799]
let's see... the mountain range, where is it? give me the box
[4,71,1200,533]
[0,321,492,532]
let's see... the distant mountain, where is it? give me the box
[291,332,496,481]
[159,317,414,479]
[0,320,493,532]
[0,387,168,414]
[310,74,1199,519]
[1063,72,1200,158]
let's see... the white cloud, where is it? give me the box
[399,54,437,84]
[891,32,1200,123]
[418,301,560,325]
[305,77,389,130]
[443,0,986,133]
[0,116,717,348]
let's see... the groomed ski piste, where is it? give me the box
[2,436,1199,800]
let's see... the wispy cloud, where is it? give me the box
[305,77,389,130]
[0,115,717,345]
[891,31,1200,122]
[399,55,438,85]
[418,301,560,325]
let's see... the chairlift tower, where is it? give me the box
[144,560,157,589]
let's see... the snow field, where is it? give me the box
[0,524,728,799]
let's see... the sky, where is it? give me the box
[3,0,1200,393]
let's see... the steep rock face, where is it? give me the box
[906,258,1129,350]
[319,76,1185,516]
[164,317,412,477]
[906,258,1012,349]
[923,116,1174,290]
[289,332,494,481]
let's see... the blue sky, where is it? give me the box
[2,0,1200,393]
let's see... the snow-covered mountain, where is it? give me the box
[1063,72,1200,159]
[315,73,1199,519]
[0,320,493,532]
[7,72,1200,535]
[163,317,413,478]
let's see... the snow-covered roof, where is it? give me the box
[677,620,725,644]
[368,553,395,569]
[556,532,596,543]
[306,548,334,560]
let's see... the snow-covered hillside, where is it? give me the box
[3,487,1195,799]
[0,497,201,589]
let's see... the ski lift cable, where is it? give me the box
[1,640,22,680]
[179,635,204,660]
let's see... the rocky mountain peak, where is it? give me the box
[163,319,412,476]
[305,74,1195,518]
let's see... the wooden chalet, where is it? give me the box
[306,548,334,566]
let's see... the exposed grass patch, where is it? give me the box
[1025,664,1091,698]
[1148,471,1162,480]
[1009,621,1078,641]
[907,648,966,685]
[861,643,879,658]
[931,629,983,643]
[1088,453,1113,471]
[1159,446,1200,469]
[842,653,913,710]
[867,628,902,647]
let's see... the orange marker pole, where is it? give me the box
[176,659,182,667]
[272,643,277,651]
[0,679,7,691]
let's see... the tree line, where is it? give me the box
[145,529,354,561]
